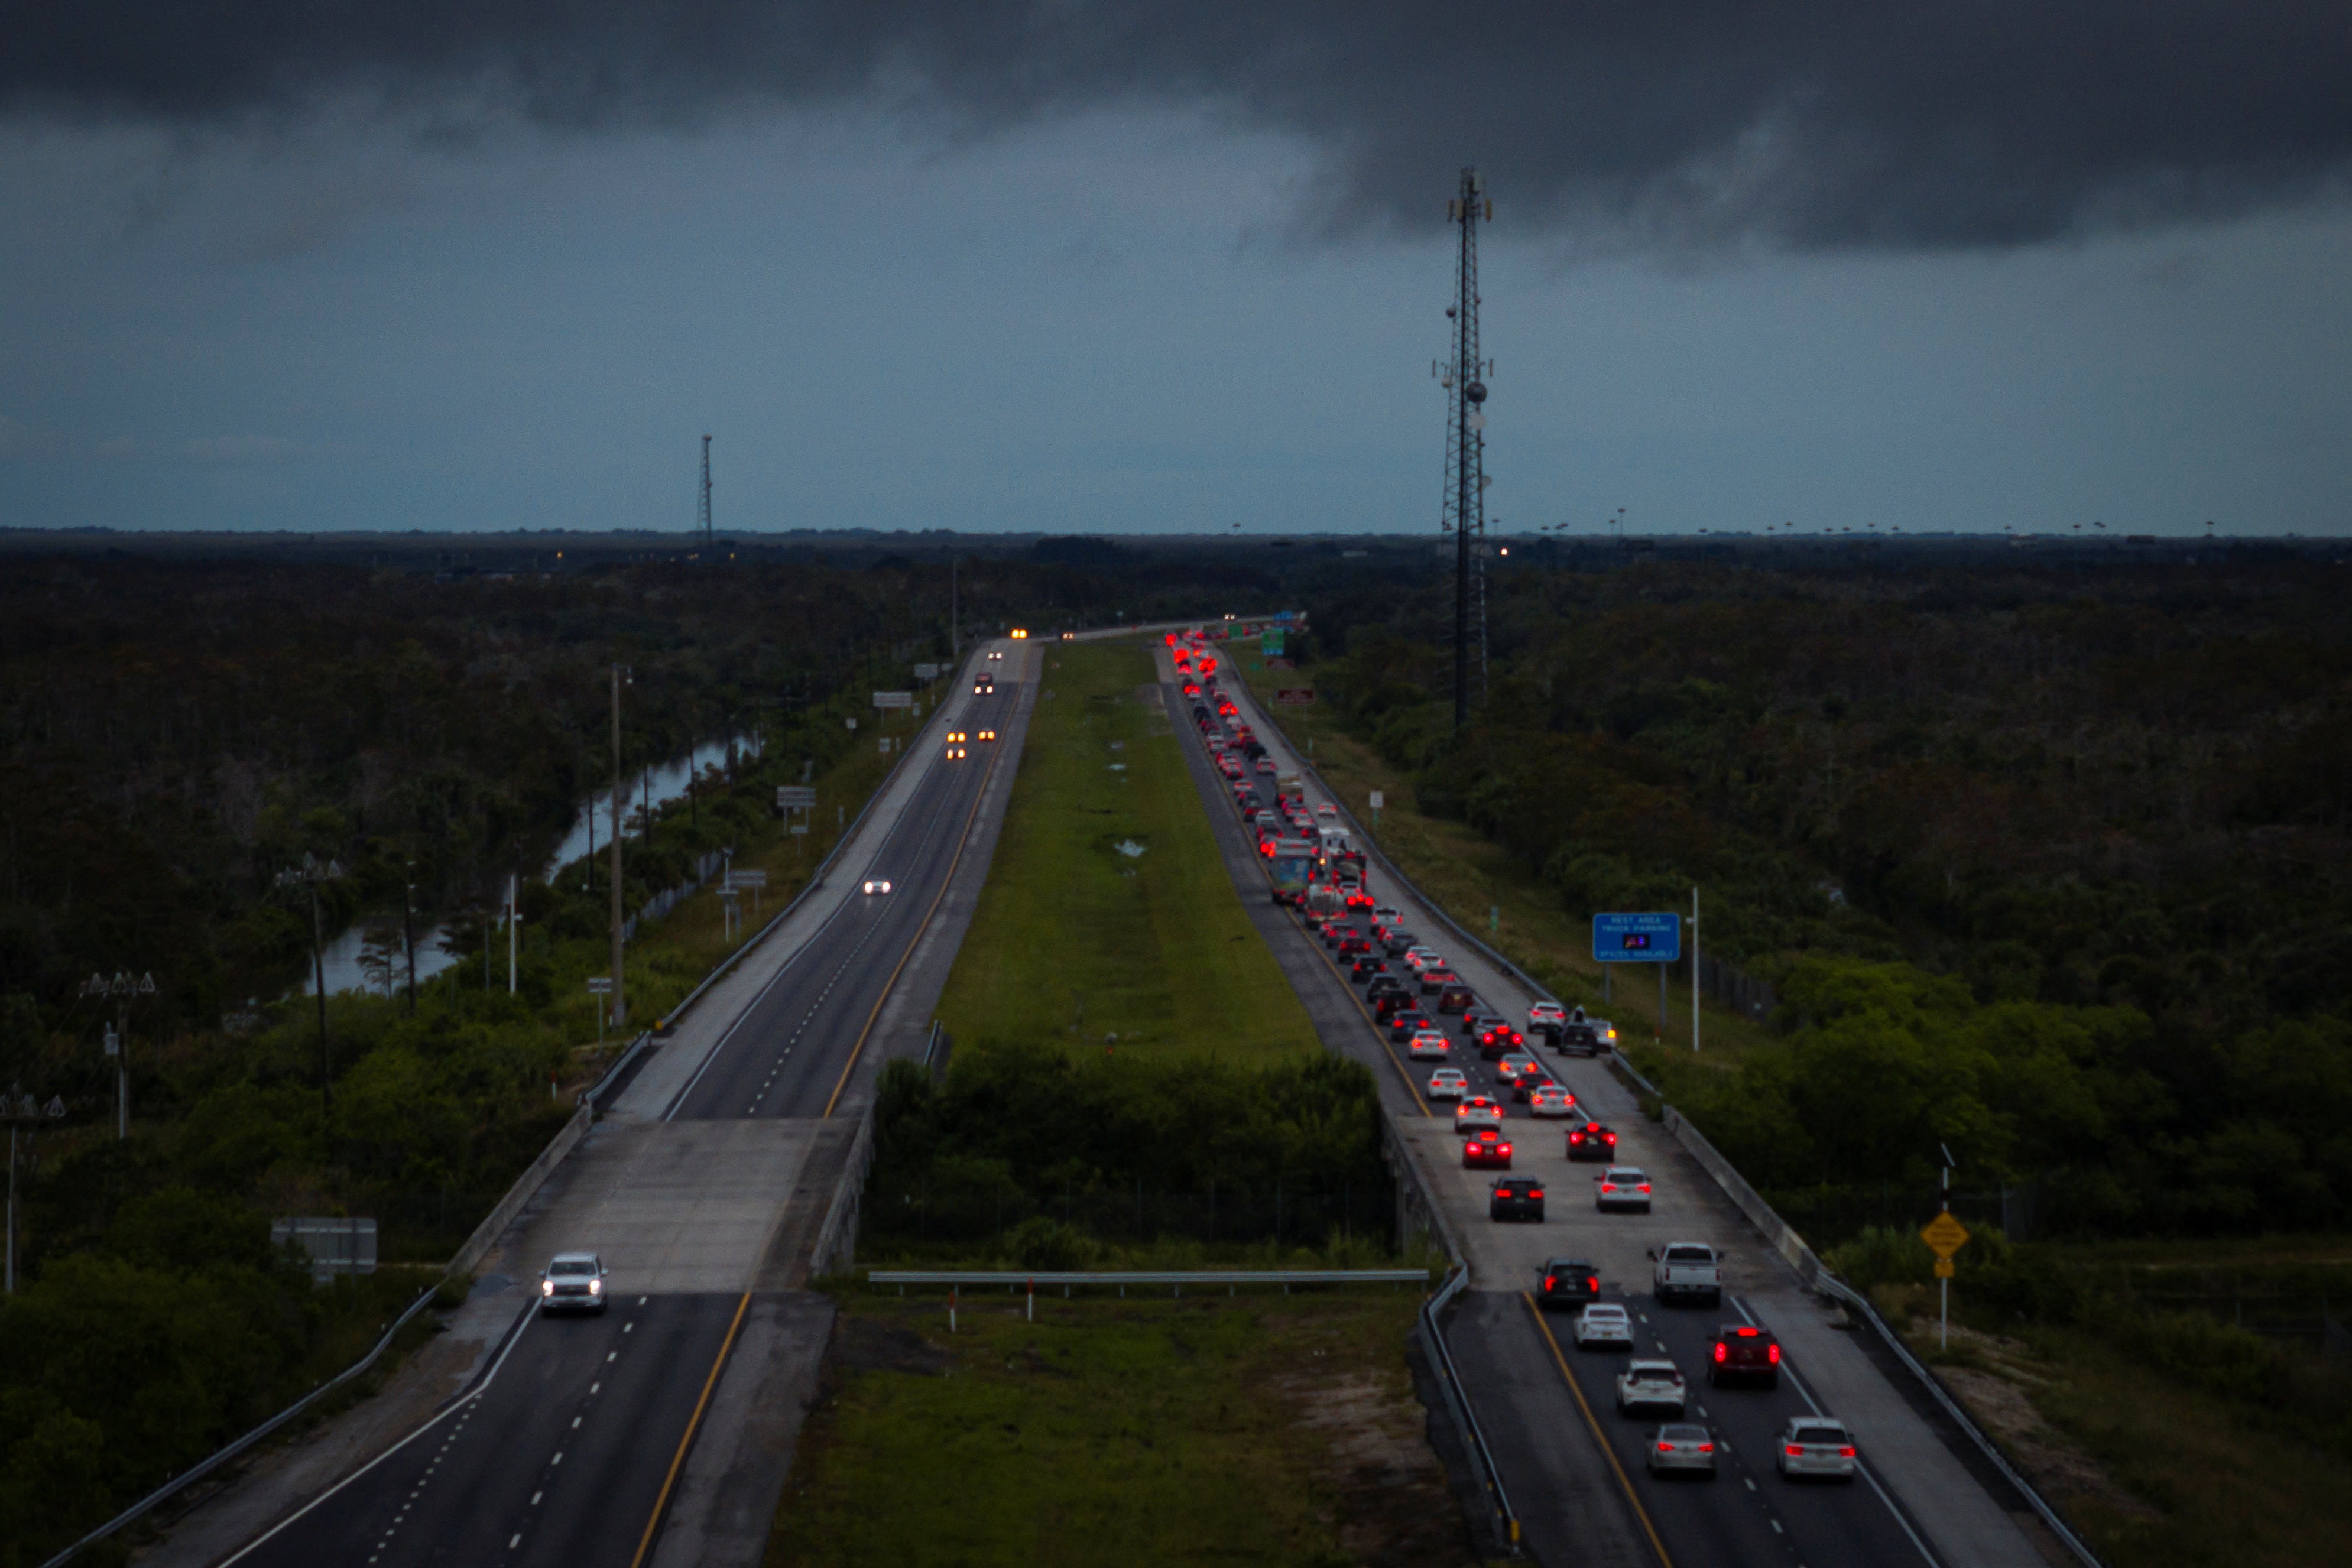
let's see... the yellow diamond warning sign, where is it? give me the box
[1920,1212,1971,1259]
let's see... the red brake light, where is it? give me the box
[1527,1189,1540,1199]
[1736,1327,1758,1337]
[1543,1275,1556,1291]
[1698,1443,1714,1453]
[1714,1343,1728,1362]
[1587,1276,1598,1291]
[1840,1446,1856,1457]
[1656,1442,1674,1453]
[1786,1445,1805,1457]
[1639,1184,1652,1193]
[1768,1344,1782,1364]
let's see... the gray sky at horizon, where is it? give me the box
[4,5,2349,538]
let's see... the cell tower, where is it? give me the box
[1435,167,1493,733]
[698,434,713,553]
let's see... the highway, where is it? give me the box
[1162,632,2048,1568]
[216,641,1036,1568]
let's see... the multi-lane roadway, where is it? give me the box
[216,642,1035,1568]
[1163,635,2049,1568]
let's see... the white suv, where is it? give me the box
[540,1252,608,1315]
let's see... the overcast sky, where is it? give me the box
[3,2,2348,537]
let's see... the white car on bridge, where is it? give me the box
[1408,1029,1452,1060]
[1573,1302,1635,1350]
[1426,1068,1469,1102]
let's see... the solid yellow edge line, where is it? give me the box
[1520,1291,1676,1568]
[820,663,1012,1119]
[631,1289,754,1568]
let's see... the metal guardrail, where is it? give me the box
[37,1278,445,1568]
[1227,672,2099,1568]
[651,646,982,1034]
[1222,682,1562,1011]
[1419,1265,1521,1554]
[1812,1272,2107,1568]
[867,1268,1434,1287]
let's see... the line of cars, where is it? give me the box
[1548,1263,1860,1483]
[1182,647,1871,1498]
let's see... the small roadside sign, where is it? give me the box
[871,690,914,709]
[1276,689,1316,705]
[1592,912,1681,964]
[776,786,816,809]
[726,870,767,889]
[585,977,614,994]
[913,663,941,680]
[1920,1212,1971,1259]
[789,824,809,835]
[1369,791,1384,809]
[1933,1259,1955,1278]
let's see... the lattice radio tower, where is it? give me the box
[698,434,714,553]
[1435,167,1493,733]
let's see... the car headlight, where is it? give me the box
[542,1279,554,1295]
[588,1277,602,1294]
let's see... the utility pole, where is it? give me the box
[79,970,154,1138]
[698,434,713,553]
[403,862,418,1015]
[276,856,343,1120]
[1692,885,1702,1053]
[3,1090,66,1294]
[507,873,519,995]
[1436,166,1492,733]
[950,557,959,660]
[610,665,628,1030]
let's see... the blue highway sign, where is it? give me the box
[1593,912,1681,964]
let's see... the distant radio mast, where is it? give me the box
[698,434,714,552]
[1436,167,1492,733]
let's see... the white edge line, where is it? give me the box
[219,1308,540,1564]
[1730,1294,1941,1568]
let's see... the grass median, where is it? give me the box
[936,638,1319,1061]
[766,1288,1474,1568]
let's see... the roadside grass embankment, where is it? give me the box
[1231,654,1773,1076]
[937,638,1321,1063]
[1838,1229,2352,1568]
[766,1288,1475,1568]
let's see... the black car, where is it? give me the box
[1490,1177,1546,1223]
[1567,1121,1619,1162]
[1387,1008,1432,1041]
[1367,977,1410,1007]
[1348,955,1388,983]
[1322,923,1357,950]
[1556,1023,1602,1057]
[1536,1258,1603,1309]
[1461,1007,1506,1039]
[1382,931,1419,957]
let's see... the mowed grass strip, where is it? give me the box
[936,639,1319,1060]
[764,1291,1474,1568]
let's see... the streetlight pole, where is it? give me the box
[404,862,418,1015]
[2,1089,66,1294]
[610,665,628,1030]
[275,855,344,1120]
[79,970,154,1138]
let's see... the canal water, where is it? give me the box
[301,733,763,996]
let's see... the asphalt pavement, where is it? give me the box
[1166,641,2049,1568]
[212,642,1039,1568]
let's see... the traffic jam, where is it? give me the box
[1170,627,1887,1538]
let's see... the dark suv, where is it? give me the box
[1536,1258,1602,1309]
[1556,1023,1602,1057]
[1567,1121,1619,1162]
[1490,1178,1546,1223]
[1707,1324,1782,1388]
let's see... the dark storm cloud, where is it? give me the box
[7,2,2348,251]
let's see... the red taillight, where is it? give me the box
[1714,1343,1728,1362]
[1786,1445,1805,1457]
[1736,1327,1758,1337]
[1768,1344,1782,1364]
[1839,1446,1856,1457]
[1698,1443,1714,1453]
[1587,1276,1598,1291]
[1639,1184,1652,1193]
[1499,1144,1513,1157]
[1543,1275,1556,1291]
[1527,1189,1542,1199]
[1656,1442,1674,1453]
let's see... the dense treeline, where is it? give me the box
[0,543,1277,1565]
[1295,548,2352,1233]
[865,1046,1399,1266]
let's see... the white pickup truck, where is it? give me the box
[1649,1242,1724,1306]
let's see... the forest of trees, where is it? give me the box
[1295,546,2352,1236]
[0,541,1277,1564]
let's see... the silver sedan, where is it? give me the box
[1646,1423,1718,1478]
[1776,1417,1859,1481]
